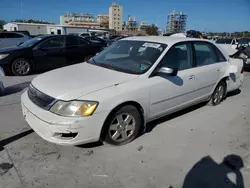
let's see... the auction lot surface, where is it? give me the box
[1,72,250,188]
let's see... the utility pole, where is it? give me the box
[21,0,24,19]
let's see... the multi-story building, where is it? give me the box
[124,16,138,31]
[97,14,109,28]
[109,2,123,31]
[139,21,150,32]
[166,11,187,33]
[60,12,101,28]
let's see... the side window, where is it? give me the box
[193,42,218,66]
[160,43,192,71]
[78,38,88,46]
[40,37,64,48]
[5,33,24,38]
[66,36,78,46]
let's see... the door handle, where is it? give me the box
[189,75,195,80]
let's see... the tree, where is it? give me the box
[145,24,159,36]
[0,20,5,29]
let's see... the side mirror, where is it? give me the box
[157,67,178,76]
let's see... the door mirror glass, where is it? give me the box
[157,67,178,76]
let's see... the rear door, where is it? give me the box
[33,36,66,70]
[191,41,228,99]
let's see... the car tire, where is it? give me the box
[208,81,227,106]
[103,105,142,146]
[11,58,31,76]
[83,55,93,62]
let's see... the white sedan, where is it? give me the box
[21,36,244,146]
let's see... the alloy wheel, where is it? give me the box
[108,113,136,142]
[213,85,224,105]
[13,60,30,75]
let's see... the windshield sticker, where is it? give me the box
[140,65,145,71]
[142,43,161,49]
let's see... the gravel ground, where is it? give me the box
[0,72,250,188]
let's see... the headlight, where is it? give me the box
[0,54,9,60]
[239,53,248,59]
[50,100,98,117]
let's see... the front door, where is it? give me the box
[149,42,199,119]
[33,36,67,70]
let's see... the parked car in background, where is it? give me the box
[0,32,32,48]
[0,35,104,76]
[0,66,5,96]
[237,38,250,49]
[68,32,93,37]
[21,36,243,146]
[215,38,239,49]
[81,36,108,47]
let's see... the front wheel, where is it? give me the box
[11,58,31,76]
[103,105,142,146]
[208,81,226,106]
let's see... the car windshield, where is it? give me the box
[18,37,44,47]
[216,38,233,44]
[88,40,167,74]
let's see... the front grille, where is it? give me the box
[28,85,55,110]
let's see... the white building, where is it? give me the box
[109,2,123,31]
[3,22,49,35]
[3,22,89,35]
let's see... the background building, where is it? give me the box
[60,12,101,28]
[166,11,187,33]
[109,2,123,31]
[139,21,150,32]
[97,14,109,28]
[124,16,138,31]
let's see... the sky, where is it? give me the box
[0,0,249,32]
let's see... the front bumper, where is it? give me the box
[21,91,110,146]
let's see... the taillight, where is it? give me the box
[241,67,244,74]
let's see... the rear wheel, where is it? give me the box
[11,58,31,76]
[103,105,142,146]
[208,81,226,106]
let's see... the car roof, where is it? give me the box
[121,36,210,45]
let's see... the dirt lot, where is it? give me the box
[1,72,250,188]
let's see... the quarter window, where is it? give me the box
[160,43,192,71]
[193,42,218,66]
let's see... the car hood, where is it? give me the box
[31,63,139,100]
[0,46,27,53]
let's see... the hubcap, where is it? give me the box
[213,85,224,104]
[14,60,30,75]
[109,113,136,142]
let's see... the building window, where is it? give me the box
[118,9,120,11]
[114,14,116,16]
[114,22,116,24]
[114,9,116,11]
[114,17,116,20]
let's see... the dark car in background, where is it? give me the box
[82,36,108,47]
[0,35,104,76]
